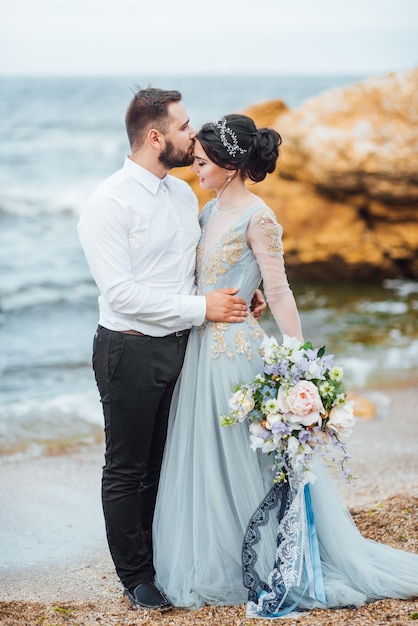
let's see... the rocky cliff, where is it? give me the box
[174,68,418,281]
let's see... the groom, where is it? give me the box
[78,87,265,611]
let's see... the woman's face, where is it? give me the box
[190,139,229,192]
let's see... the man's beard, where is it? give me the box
[159,138,194,169]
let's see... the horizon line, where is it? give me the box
[0,69,407,80]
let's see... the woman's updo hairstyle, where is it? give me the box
[196,113,282,183]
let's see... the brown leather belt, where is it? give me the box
[121,329,190,338]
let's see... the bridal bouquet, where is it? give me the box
[220,335,355,485]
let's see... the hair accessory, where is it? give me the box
[213,117,247,158]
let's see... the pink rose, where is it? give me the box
[328,401,355,434]
[277,381,324,426]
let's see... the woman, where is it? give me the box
[153,114,418,617]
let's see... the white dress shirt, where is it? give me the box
[78,157,206,336]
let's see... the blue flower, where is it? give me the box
[262,385,277,401]
[271,421,291,437]
[299,429,315,445]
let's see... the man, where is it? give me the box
[78,87,264,611]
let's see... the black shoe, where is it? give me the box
[124,581,172,610]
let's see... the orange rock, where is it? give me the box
[348,393,376,420]
[172,68,418,280]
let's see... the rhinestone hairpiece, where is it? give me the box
[213,116,247,158]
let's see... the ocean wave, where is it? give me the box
[0,181,100,216]
[383,278,418,298]
[0,281,97,313]
[342,339,418,388]
[356,301,409,315]
[0,391,103,449]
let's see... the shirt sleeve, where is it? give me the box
[77,194,206,329]
[247,207,303,341]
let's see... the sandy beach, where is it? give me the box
[0,385,417,625]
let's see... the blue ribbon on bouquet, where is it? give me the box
[304,483,326,604]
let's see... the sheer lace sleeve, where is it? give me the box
[247,207,303,341]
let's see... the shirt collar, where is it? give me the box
[123,156,168,195]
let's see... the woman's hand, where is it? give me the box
[251,289,267,320]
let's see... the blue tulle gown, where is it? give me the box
[153,201,418,616]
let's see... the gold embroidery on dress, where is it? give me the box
[211,322,234,359]
[247,314,265,341]
[200,228,245,288]
[232,317,265,361]
[253,208,284,256]
[233,329,253,361]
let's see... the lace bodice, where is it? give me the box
[197,200,303,340]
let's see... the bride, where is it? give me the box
[153,113,418,617]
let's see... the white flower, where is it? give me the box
[319,381,334,396]
[328,400,355,434]
[287,411,321,427]
[282,335,304,353]
[228,389,254,421]
[265,398,280,414]
[279,335,305,365]
[289,350,306,365]
[305,360,326,380]
[260,335,280,364]
[276,388,290,413]
[250,435,265,451]
[329,366,344,381]
[335,392,346,406]
[266,413,282,429]
[262,439,276,453]
[249,422,268,437]
[287,435,300,457]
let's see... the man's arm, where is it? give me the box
[78,195,248,327]
[78,195,206,327]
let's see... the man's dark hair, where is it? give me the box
[125,87,182,150]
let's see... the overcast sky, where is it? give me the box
[1,0,417,77]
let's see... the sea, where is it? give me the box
[1,74,417,460]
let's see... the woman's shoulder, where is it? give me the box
[199,199,217,222]
[248,206,284,248]
[249,204,281,226]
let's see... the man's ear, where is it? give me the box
[148,128,163,150]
